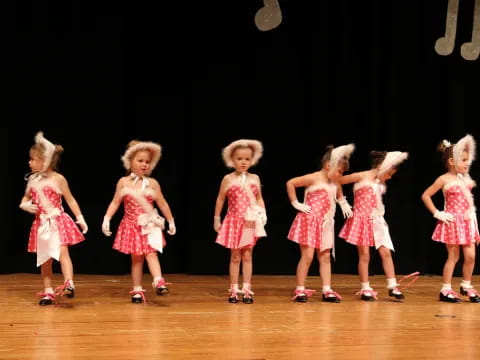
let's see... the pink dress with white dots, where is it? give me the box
[215,183,262,249]
[27,182,84,252]
[339,181,394,250]
[113,189,165,255]
[432,179,480,245]
[287,183,336,251]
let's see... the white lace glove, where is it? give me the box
[434,210,455,224]
[75,214,88,234]
[291,200,311,213]
[102,216,112,236]
[214,216,221,232]
[337,196,353,218]
[167,219,176,235]
[19,200,38,214]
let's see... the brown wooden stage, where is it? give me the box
[1,273,480,359]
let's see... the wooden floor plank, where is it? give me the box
[1,274,479,359]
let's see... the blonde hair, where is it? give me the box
[30,143,64,171]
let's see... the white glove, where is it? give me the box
[434,210,455,224]
[167,219,176,235]
[214,216,221,232]
[337,196,353,218]
[19,200,38,214]
[102,216,112,236]
[75,214,88,234]
[291,200,311,214]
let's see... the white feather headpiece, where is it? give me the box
[34,131,56,172]
[378,151,408,176]
[328,143,355,178]
[121,141,162,174]
[222,139,263,168]
[453,134,476,166]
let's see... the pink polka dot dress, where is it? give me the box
[339,182,379,247]
[113,193,164,255]
[287,183,336,250]
[432,180,480,245]
[216,183,261,249]
[27,185,84,253]
[339,181,394,250]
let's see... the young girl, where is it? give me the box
[421,134,480,303]
[287,144,355,303]
[19,132,88,306]
[338,150,408,301]
[102,140,176,303]
[214,139,267,304]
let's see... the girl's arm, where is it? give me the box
[58,174,83,218]
[254,174,266,208]
[285,173,316,203]
[214,175,229,217]
[104,178,125,219]
[213,175,229,232]
[421,176,445,215]
[19,191,38,214]
[58,174,88,233]
[338,171,365,185]
[151,179,176,235]
[151,179,174,222]
[102,178,125,236]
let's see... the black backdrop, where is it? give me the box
[6,1,480,278]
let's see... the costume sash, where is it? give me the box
[27,176,62,266]
[122,186,165,253]
[237,173,266,248]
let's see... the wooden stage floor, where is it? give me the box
[1,273,480,359]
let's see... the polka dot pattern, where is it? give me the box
[215,184,260,249]
[113,195,164,255]
[432,185,480,245]
[287,189,333,249]
[339,185,377,246]
[27,186,85,252]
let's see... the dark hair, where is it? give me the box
[369,151,387,169]
[437,141,454,170]
[30,143,64,171]
[322,145,350,172]
[321,145,334,166]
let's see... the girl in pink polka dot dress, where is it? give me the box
[287,144,355,303]
[339,151,408,301]
[422,134,480,303]
[214,139,267,304]
[19,132,88,306]
[102,140,176,303]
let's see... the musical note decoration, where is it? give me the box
[435,0,480,60]
[254,0,282,32]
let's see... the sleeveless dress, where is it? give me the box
[339,180,394,250]
[27,178,84,253]
[215,181,263,249]
[113,187,166,255]
[432,178,480,245]
[287,183,336,251]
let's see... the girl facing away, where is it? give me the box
[286,144,355,303]
[214,139,267,304]
[19,132,88,305]
[102,140,176,303]
[339,150,408,301]
[421,134,480,303]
